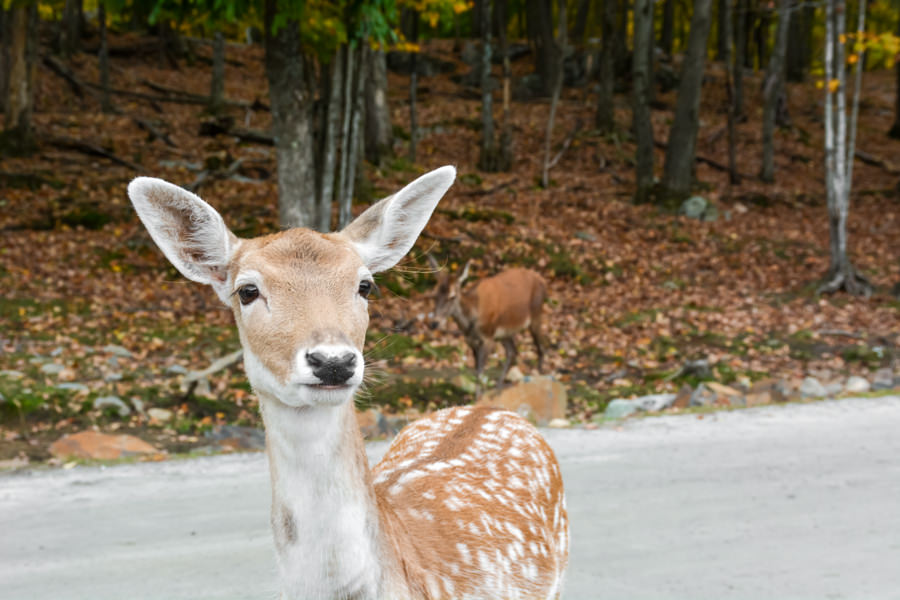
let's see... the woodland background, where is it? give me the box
[1,0,900,462]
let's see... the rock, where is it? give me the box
[548,418,570,428]
[680,196,708,219]
[40,363,65,375]
[107,356,119,368]
[204,425,265,451]
[689,384,717,407]
[477,377,568,426]
[505,366,525,384]
[57,382,89,393]
[871,368,895,391]
[50,346,64,357]
[676,359,713,380]
[845,375,871,394]
[147,407,173,423]
[824,382,844,397]
[705,382,744,406]
[604,399,639,419]
[633,393,677,412]
[29,357,47,365]
[49,431,158,460]
[748,379,790,403]
[104,372,123,382]
[672,384,693,409]
[94,395,131,416]
[165,364,188,376]
[131,397,146,416]
[0,456,29,471]
[102,344,133,358]
[451,374,478,394]
[799,376,828,398]
[0,370,25,379]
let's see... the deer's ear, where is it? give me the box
[128,177,237,303]
[458,260,471,285]
[341,166,456,273]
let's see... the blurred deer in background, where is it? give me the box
[429,255,547,386]
[128,167,568,600]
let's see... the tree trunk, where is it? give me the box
[760,0,790,182]
[209,31,225,115]
[741,0,753,68]
[541,0,566,187]
[715,0,728,60]
[264,4,317,229]
[364,47,392,165]
[755,4,770,70]
[633,0,655,201]
[889,11,900,139]
[527,0,559,96]
[318,51,343,232]
[497,0,513,170]
[661,0,674,56]
[661,0,713,201]
[785,3,813,82]
[1,7,8,115]
[595,0,617,132]
[98,1,113,113]
[60,0,82,57]
[478,0,498,171]
[3,5,36,154]
[408,11,419,162]
[734,0,746,115]
[723,0,739,184]
[342,50,364,229]
[571,0,591,45]
[337,44,355,225]
[820,0,869,296]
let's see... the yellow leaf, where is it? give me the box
[815,80,824,89]
[847,54,858,64]
[828,79,840,93]
[839,34,847,44]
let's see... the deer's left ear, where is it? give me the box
[341,166,456,273]
[128,177,238,303]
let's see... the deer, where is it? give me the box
[428,255,547,387]
[127,166,568,600]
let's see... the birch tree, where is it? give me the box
[820,0,870,295]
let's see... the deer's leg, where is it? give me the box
[529,321,545,372]
[474,340,489,381]
[498,337,517,386]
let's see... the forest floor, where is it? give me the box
[2,32,900,463]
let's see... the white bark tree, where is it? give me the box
[820,0,870,296]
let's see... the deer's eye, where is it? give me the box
[358,280,373,299]
[238,284,259,305]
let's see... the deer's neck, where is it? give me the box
[451,291,479,336]
[260,397,404,599]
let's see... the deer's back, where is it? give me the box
[469,269,546,338]
[372,405,568,599]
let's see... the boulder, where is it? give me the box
[633,393,677,412]
[871,368,895,391]
[603,399,639,420]
[49,431,158,460]
[94,396,131,416]
[798,376,828,398]
[477,377,567,426]
[844,375,871,394]
[147,407,173,423]
[40,363,65,375]
[102,344,133,358]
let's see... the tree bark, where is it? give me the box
[571,0,591,45]
[595,0,617,132]
[527,0,560,96]
[755,4,770,69]
[364,47,392,165]
[723,0,739,184]
[3,5,36,154]
[408,11,419,162]
[715,0,729,60]
[785,3,813,82]
[98,1,113,113]
[264,4,317,229]
[661,0,713,201]
[60,0,82,57]
[889,10,900,139]
[318,51,343,232]
[734,0,746,115]
[661,0,674,56]
[478,0,498,171]
[337,44,355,225]
[760,0,790,182]
[497,0,513,170]
[633,0,655,201]
[342,51,364,229]
[209,31,225,115]
[1,7,8,115]
[541,0,566,187]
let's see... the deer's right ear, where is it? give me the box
[127,177,237,303]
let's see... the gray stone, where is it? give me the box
[690,384,717,407]
[131,397,146,416]
[40,363,66,375]
[103,344,133,359]
[799,376,828,398]
[871,368,895,391]
[107,356,119,368]
[147,407,173,422]
[204,425,265,451]
[165,364,189,376]
[104,372,123,382]
[28,357,47,365]
[604,399,640,419]
[824,382,845,397]
[680,196,708,220]
[0,370,24,379]
[844,376,870,394]
[57,383,89,393]
[50,346,64,357]
[94,395,131,416]
[633,393,677,412]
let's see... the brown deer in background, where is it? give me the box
[429,255,548,386]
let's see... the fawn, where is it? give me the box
[128,166,568,599]
[430,256,547,386]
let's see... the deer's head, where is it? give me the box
[128,167,455,409]
[428,255,470,330]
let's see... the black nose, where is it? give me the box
[306,351,357,386]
